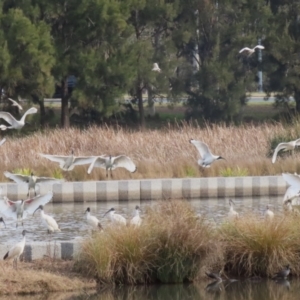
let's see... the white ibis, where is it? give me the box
[239,45,265,56]
[88,155,137,178]
[264,205,274,220]
[272,139,300,163]
[3,230,28,269]
[282,173,300,204]
[39,149,95,171]
[152,63,161,72]
[85,207,103,230]
[103,208,126,226]
[228,199,239,220]
[8,98,23,111]
[33,205,60,234]
[4,171,64,197]
[0,107,37,130]
[190,139,225,168]
[130,206,142,227]
[0,191,53,227]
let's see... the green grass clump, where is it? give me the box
[75,200,222,284]
[219,167,249,177]
[51,169,64,179]
[220,214,300,277]
[12,168,32,175]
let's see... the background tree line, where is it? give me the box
[0,0,299,128]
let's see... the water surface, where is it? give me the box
[0,196,284,244]
[5,279,300,300]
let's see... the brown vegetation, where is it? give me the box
[1,121,300,181]
[0,258,95,296]
[75,200,223,284]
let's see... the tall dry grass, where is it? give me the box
[220,214,300,277]
[1,121,300,180]
[75,200,223,284]
[0,259,95,295]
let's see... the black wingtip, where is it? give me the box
[3,251,8,260]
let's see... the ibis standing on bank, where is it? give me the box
[3,230,29,269]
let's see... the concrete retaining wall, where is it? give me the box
[0,175,289,261]
[0,241,81,262]
[0,175,288,202]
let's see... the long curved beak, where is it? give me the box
[33,207,40,216]
[103,208,112,218]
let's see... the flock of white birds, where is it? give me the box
[1,55,299,268]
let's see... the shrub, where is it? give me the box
[220,214,300,277]
[219,167,249,177]
[12,168,32,175]
[75,200,222,284]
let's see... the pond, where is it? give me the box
[0,195,285,244]
[4,279,300,300]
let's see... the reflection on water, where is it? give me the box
[5,278,300,299]
[0,196,284,244]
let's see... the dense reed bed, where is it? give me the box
[75,200,223,284]
[76,200,300,284]
[220,214,300,277]
[1,121,300,180]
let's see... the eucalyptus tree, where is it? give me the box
[124,0,180,128]
[264,0,300,113]
[172,0,272,123]
[0,6,55,126]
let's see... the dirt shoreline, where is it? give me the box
[0,258,96,296]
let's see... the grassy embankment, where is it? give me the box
[0,258,95,296]
[75,200,300,285]
[0,118,300,181]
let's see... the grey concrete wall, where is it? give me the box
[0,240,81,262]
[0,175,288,202]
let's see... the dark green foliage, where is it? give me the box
[0,0,299,127]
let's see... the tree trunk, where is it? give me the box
[295,90,300,113]
[31,95,46,127]
[137,86,145,129]
[147,87,155,116]
[61,78,70,128]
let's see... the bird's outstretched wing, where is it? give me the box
[39,153,70,164]
[87,156,107,174]
[0,197,20,218]
[112,155,137,172]
[8,98,23,110]
[22,107,38,119]
[0,111,17,126]
[24,191,53,214]
[72,156,96,166]
[4,171,29,184]
[272,143,290,163]
[239,47,252,53]
[190,139,212,159]
[35,177,64,184]
[254,45,265,50]
[282,173,300,189]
